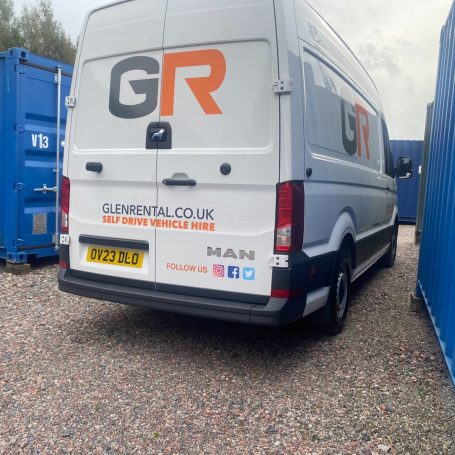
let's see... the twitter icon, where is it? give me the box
[243,267,256,281]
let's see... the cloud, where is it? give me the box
[309,0,451,139]
[356,29,417,80]
[402,75,415,96]
[358,43,402,78]
[355,29,418,101]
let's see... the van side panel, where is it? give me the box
[293,1,394,278]
[301,49,386,241]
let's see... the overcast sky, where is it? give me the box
[13,0,453,139]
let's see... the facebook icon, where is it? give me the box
[228,266,240,279]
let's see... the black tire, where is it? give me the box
[320,248,352,335]
[379,224,398,268]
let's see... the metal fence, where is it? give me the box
[416,3,455,386]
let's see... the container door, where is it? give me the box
[67,0,167,284]
[155,0,280,298]
[17,62,71,255]
[395,142,422,223]
[382,124,397,227]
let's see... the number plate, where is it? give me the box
[86,246,144,268]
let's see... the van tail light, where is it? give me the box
[61,176,70,234]
[274,181,304,254]
[271,288,305,298]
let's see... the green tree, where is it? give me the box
[19,0,76,64]
[0,0,22,50]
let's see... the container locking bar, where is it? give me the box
[34,184,57,194]
[54,66,62,251]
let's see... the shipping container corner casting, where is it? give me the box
[0,48,73,264]
[416,2,455,387]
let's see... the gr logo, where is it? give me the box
[340,87,371,160]
[109,49,226,119]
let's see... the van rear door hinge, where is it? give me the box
[65,96,76,108]
[14,124,25,133]
[14,182,25,191]
[273,79,293,94]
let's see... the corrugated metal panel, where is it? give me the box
[416,3,455,387]
[415,103,434,243]
[0,48,73,263]
[390,140,423,224]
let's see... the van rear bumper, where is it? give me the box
[58,269,306,326]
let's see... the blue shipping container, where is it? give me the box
[416,3,455,386]
[390,140,423,224]
[0,48,72,264]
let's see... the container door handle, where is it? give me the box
[34,184,57,194]
[86,162,103,173]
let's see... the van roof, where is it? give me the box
[304,2,379,95]
[295,0,382,112]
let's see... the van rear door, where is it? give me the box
[67,0,167,283]
[155,0,280,298]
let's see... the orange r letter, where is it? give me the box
[161,49,226,116]
[355,103,370,160]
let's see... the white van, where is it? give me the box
[58,0,412,333]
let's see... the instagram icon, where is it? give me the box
[213,265,225,277]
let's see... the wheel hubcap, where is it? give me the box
[336,266,348,320]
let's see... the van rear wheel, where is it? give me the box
[320,249,351,335]
[379,224,398,268]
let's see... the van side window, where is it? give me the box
[302,51,382,172]
[381,119,395,178]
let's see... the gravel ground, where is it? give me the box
[1,225,454,455]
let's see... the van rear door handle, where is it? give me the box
[163,178,197,187]
[385,185,390,192]
[86,162,103,173]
